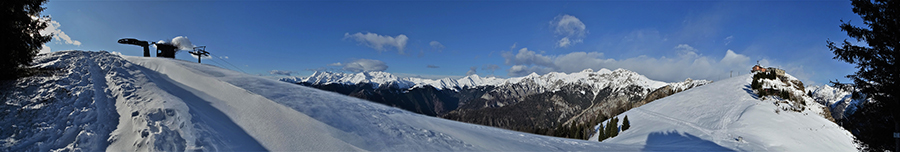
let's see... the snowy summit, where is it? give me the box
[282,68,678,95]
[590,72,857,151]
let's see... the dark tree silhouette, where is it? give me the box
[827,0,899,151]
[0,0,52,79]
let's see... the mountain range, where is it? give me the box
[281,68,712,136]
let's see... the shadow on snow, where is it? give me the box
[138,65,268,151]
[641,130,734,152]
[742,84,759,100]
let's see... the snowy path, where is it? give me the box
[0,52,122,151]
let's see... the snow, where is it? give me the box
[2,51,856,151]
[807,84,867,120]
[807,85,852,106]
[283,67,676,96]
[3,51,640,151]
[590,74,857,151]
[667,78,713,92]
[0,51,120,151]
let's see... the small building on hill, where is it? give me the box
[751,65,767,73]
[751,64,786,77]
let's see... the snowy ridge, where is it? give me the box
[807,85,854,106]
[5,51,650,151]
[590,73,857,151]
[282,68,676,95]
[667,78,713,92]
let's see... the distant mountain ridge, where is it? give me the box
[282,68,670,93]
[807,84,866,122]
[281,68,711,139]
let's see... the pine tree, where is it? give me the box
[574,124,582,139]
[611,117,620,137]
[622,115,631,131]
[827,0,899,151]
[597,124,606,142]
[603,120,614,140]
[1,0,52,79]
[569,123,576,138]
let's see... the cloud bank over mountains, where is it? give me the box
[329,58,389,73]
[502,44,754,82]
[344,32,409,54]
[269,70,294,76]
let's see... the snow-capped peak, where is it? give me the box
[282,68,682,93]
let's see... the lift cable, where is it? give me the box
[207,52,247,73]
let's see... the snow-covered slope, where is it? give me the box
[590,74,857,151]
[807,85,866,120]
[3,51,650,151]
[3,51,854,151]
[282,68,672,95]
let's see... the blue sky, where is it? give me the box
[42,0,862,84]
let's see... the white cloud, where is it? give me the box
[39,44,51,54]
[466,66,477,75]
[269,70,294,76]
[724,36,734,45]
[508,65,528,76]
[327,62,343,66]
[501,48,554,67]
[720,50,749,67]
[429,41,445,52]
[341,59,388,72]
[557,37,571,48]
[551,14,587,48]
[674,44,700,58]
[171,36,195,50]
[482,64,500,73]
[154,36,196,51]
[674,44,696,52]
[40,19,81,47]
[344,32,408,54]
[508,65,553,77]
[501,44,757,82]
